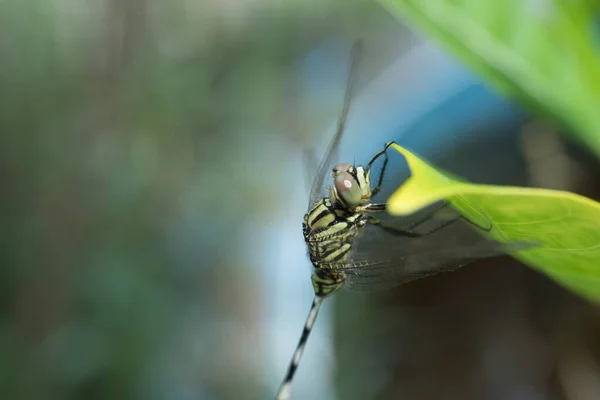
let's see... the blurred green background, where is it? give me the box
[3,1,600,399]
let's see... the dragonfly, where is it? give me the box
[275,41,534,400]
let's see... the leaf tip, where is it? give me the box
[387,143,457,216]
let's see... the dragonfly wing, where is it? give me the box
[302,148,319,198]
[307,41,362,211]
[336,258,482,292]
[316,211,536,291]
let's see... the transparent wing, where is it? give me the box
[317,208,538,291]
[302,148,319,198]
[307,41,362,211]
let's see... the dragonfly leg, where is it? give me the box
[403,200,493,233]
[403,201,452,230]
[461,214,493,232]
[367,142,396,197]
[364,215,423,237]
[362,198,493,234]
[366,212,463,238]
[357,203,387,212]
[359,200,447,215]
[364,201,459,237]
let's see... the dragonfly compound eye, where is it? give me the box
[334,171,361,208]
[332,162,353,175]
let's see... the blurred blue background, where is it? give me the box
[3,1,600,400]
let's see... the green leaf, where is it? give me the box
[379,0,600,157]
[387,143,600,303]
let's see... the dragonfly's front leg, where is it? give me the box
[397,200,493,233]
[366,141,396,198]
[363,215,423,237]
[361,201,458,238]
[356,203,387,212]
[363,200,493,236]
[358,200,451,216]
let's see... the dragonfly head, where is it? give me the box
[331,162,372,210]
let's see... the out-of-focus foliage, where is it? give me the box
[380,0,600,157]
[0,0,416,399]
[5,0,600,399]
[389,144,600,302]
